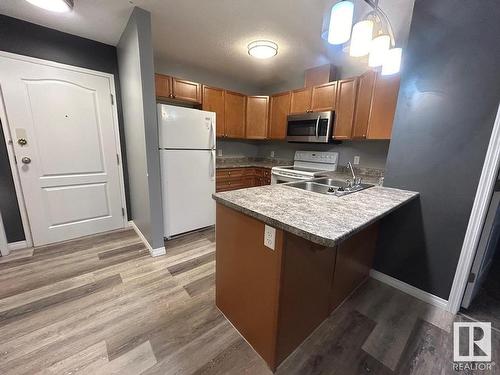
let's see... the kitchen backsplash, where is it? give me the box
[217,139,390,170]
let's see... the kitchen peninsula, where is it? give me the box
[212,183,418,370]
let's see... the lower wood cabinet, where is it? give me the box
[216,167,271,192]
[216,205,379,370]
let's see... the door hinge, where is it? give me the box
[116,154,120,165]
[111,94,115,105]
[468,272,476,283]
[14,155,17,164]
[121,207,125,217]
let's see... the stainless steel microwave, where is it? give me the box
[286,111,334,143]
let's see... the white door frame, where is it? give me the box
[448,102,500,313]
[0,51,128,248]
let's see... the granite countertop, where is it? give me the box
[212,184,418,247]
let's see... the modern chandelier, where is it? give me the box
[323,0,401,75]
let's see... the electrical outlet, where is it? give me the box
[217,149,223,157]
[353,156,360,165]
[270,151,275,158]
[264,225,276,250]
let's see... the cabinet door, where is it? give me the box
[290,87,312,114]
[172,77,202,103]
[366,74,400,139]
[268,92,291,139]
[155,74,172,98]
[224,91,246,138]
[333,78,358,140]
[352,71,376,139]
[203,86,225,138]
[311,81,337,112]
[246,96,269,139]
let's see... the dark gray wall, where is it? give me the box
[117,7,164,251]
[374,0,500,299]
[0,15,130,242]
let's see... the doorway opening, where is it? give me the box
[460,172,500,330]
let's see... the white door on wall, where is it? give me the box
[0,55,126,246]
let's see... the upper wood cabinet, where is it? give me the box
[366,74,400,139]
[202,86,225,138]
[311,81,337,112]
[172,77,202,103]
[224,91,246,138]
[155,74,201,103]
[155,74,172,99]
[268,92,291,140]
[290,87,313,114]
[333,77,358,140]
[246,96,269,139]
[351,70,376,139]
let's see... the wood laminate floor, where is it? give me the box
[0,228,498,374]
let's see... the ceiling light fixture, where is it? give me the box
[349,20,373,57]
[327,1,354,45]
[323,0,402,74]
[368,34,390,67]
[381,48,402,75]
[25,0,74,13]
[248,40,278,59]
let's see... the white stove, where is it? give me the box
[271,151,339,184]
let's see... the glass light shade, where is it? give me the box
[25,0,73,12]
[381,48,402,75]
[327,1,354,45]
[248,40,278,59]
[368,35,390,67]
[349,20,374,57]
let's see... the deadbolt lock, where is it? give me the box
[18,138,28,146]
[21,157,31,164]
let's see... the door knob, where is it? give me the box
[17,138,27,146]
[21,157,31,164]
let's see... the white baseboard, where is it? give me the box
[129,221,166,257]
[370,269,449,311]
[8,240,28,251]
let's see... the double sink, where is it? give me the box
[287,177,374,197]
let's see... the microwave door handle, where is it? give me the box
[315,115,320,138]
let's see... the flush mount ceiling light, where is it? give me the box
[25,0,74,12]
[248,40,278,59]
[323,0,402,74]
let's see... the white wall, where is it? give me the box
[117,7,164,251]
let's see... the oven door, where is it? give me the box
[286,111,333,143]
[271,171,313,184]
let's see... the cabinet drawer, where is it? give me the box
[216,177,254,192]
[243,168,257,176]
[216,168,246,179]
[255,169,264,177]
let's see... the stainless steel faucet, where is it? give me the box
[347,162,361,186]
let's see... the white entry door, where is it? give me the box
[0,55,126,246]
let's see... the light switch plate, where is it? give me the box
[264,225,276,250]
[270,151,275,158]
[217,149,223,157]
[353,156,360,165]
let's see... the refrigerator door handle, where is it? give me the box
[210,118,215,150]
[210,150,216,180]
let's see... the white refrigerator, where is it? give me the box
[158,104,216,239]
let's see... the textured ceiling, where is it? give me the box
[0,0,414,89]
